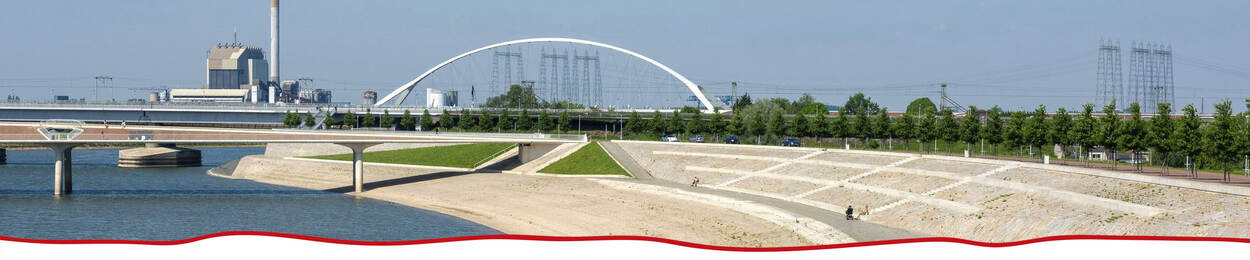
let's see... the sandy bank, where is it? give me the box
[214,154,815,247]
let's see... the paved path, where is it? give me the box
[600,141,653,179]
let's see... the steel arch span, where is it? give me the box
[376,37,722,112]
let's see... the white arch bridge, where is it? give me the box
[375,37,727,112]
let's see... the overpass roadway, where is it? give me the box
[0,122,585,195]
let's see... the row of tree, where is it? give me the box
[622,98,1245,182]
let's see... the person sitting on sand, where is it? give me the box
[846,205,854,220]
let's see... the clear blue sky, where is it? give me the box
[2,0,1247,112]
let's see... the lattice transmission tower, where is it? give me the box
[1128,41,1174,113]
[1096,40,1122,108]
[491,47,523,97]
[573,50,601,107]
[539,48,570,102]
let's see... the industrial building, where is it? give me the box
[425,88,459,108]
[299,88,333,104]
[363,91,377,106]
[206,44,269,90]
[169,89,250,103]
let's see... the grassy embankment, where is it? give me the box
[306,143,516,168]
[539,142,630,176]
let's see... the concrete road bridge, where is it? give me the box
[0,122,584,195]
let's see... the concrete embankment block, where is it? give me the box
[118,145,201,168]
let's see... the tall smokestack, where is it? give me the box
[269,0,279,82]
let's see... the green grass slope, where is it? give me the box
[306,143,516,168]
[539,142,630,176]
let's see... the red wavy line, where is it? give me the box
[1,232,1248,251]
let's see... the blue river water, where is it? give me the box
[0,146,499,241]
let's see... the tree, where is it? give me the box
[1148,103,1174,174]
[283,110,298,128]
[983,106,1004,155]
[767,110,786,139]
[557,110,572,133]
[679,106,701,114]
[896,113,916,151]
[1205,100,1237,182]
[625,111,644,135]
[362,109,376,128]
[1003,111,1026,157]
[537,110,554,132]
[343,110,357,129]
[1175,104,1202,176]
[687,110,705,136]
[440,109,455,130]
[460,110,477,131]
[304,112,316,128]
[1097,101,1121,169]
[905,97,938,116]
[854,109,871,144]
[668,111,684,136]
[830,112,849,147]
[875,109,892,149]
[918,111,937,152]
[407,109,423,131]
[728,112,745,136]
[811,112,828,142]
[732,92,753,112]
[935,108,959,153]
[477,109,494,132]
[1072,104,1097,165]
[380,110,394,129]
[482,84,544,109]
[1049,107,1072,158]
[709,109,726,138]
[789,113,808,137]
[961,106,981,155]
[1025,105,1049,158]
[517,109,534,131]
[497,108,513,132]
[842,92,880,116]
[651,112,667,135]
[1118,103,1147,171]
[747,111,765,144]
[321,112,335,129]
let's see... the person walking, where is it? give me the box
[690,176,701,187]
[845,205,855,220]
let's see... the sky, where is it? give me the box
[1,0,1248,112]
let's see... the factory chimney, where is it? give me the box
[269,0,279,82]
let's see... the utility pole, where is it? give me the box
[731,82,738,108]
[939,83,948,111]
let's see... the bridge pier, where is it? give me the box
[335,143,379,193]
[518,142,562,164]
[47,143,80,195]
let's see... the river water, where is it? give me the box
[0,147,499,241]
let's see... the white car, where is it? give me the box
[660,135,679,142]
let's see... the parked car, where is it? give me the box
[723,135,740,144]
[780,137,801,147]
[689,135,706,143]
[660,134,679,142]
